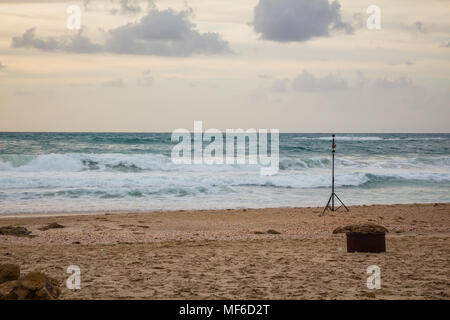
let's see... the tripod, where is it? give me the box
[321,134,349,215]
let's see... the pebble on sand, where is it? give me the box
[0,226,33,237]
[0,264,60,300]
[0,264,20,284]
[254,229,281,235]
[38,222,65,231]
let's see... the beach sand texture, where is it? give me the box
[1,203,449,299]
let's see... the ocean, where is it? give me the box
[0,132,449,214]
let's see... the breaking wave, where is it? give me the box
[0,132,449,213]
[1,153,449,173]
[293,136,445,141]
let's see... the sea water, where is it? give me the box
[0,132,449,214]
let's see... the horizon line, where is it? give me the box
[0,131,449,134]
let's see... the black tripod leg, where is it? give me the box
[321,194,333,215]
[334,193,349,212]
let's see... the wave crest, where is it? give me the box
[1,153,449,173]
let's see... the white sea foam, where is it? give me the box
[1,153,449,174]
[0,133,449,214]
[293,136,444,141]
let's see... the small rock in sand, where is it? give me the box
[254,229,281,235]
[6,272,60,300]
[363,291,376,299]
[38,222,65,231]
[0,226,33,237]
[0,264,20,284]
[0,280,17,300]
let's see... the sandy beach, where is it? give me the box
[0,203,449,300]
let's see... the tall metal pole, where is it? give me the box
[321,134,349,215]
[332,134,335,211]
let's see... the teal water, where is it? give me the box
[0,133,449,214]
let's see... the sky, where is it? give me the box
[0,0,449,133]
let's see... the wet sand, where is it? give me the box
[0,203,449,299]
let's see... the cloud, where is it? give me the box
[413,21,428,34]
[0,0,152,14]
[12,28,59,51]
[138,70,153,86]
[0,61,7,70]
[249,85,270,104]
[352,12,365,30]
[375,76,412,88]
[82,0,91,10]
[252,0,353,43]
[0,0,67,2]
[410,21,437,38]
[272,78,289,92]
[274,71,413,93]
[102,79,125,87]
[104,8,230,56]
[11,6,230,57]
[110,0,149,15]
[15,90,36,96]
[292,70,348,91]
[257,74,272,79]
[118,0,141,14]
[12,28,102,53]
